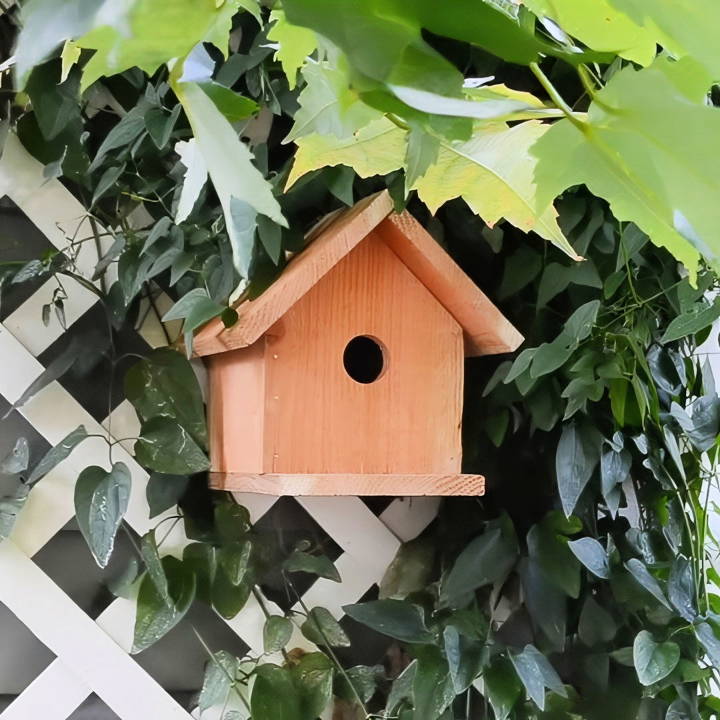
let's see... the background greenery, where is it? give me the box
[1,0,720,718]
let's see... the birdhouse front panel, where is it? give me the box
[198,191,524,496]
[262,230,464,476]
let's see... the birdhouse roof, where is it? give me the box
[194,191,523,357]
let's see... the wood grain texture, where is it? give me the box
[207,340,266,473]
[210,472,485,496]
[193,191,394,356]
[379,213,524,356]
[262,231,464,475]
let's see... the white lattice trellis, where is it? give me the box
[0,135,440,719]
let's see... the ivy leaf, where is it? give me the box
[301,607,351,647]
[443,625,483,693]
[413,122,577,259]
[660,297,720,343]
[146,473,189,519]
[267,9,317,90]
[556,424,600,517]
[74,463,131,569]
[125,349,207,447]
[88,104,148,173]
[212,565,253,619]
[534,57,715,276]
[509,645,566,711]
[263,615,293,654]
[287,117,406,188]
[632,630,680,686]
[567,537,610,579]
[133,556,196,653]
[625,558,672,610]
[284,550,341,582]
[387,660,416,713]
[441,527,517,608]
[484,657,522,720]
[199,650,239,712]
[173,79,286,278]
[413,645,455,719]
[290,652,334,718]
[134,417,210,475]
[251,665,303,720]
[342,599,434,644]
[667,556,696,622]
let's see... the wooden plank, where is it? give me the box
[379,212,524,356]
[261,232,464,475]
[210,472,485,496]
[193,191,394,356]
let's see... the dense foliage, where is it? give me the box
[1,1,720,718]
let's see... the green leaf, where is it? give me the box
[625,558,672,610]
[335,665,382,704]
[199,650,239,712]
[661,297,720,343]
[413,122,577,259]
[379,538,434,600]
[287,117,406,188]
[89,104,147,173]
[484,657,522,720]
[387,660,416,713]
[667,555,696,622]
[520,557,567,650]
[146,473,189,519]
[0,438,29,475]
[267,9,317,90]
[523,0,656,65]
[125,349,207,447]
[212,565,252,619]
[215,502,251,542]
[600,446,631,517]
[567,537,610,579]
[263,615,293,654]
[301,607,351,647]
[144,103,182,150]
[91,164,125,206]
[556,424,600,517]
[284,550,340,582]
[290,652,334,718]
[134,416,210,475]
[132,556,196,653]
[534,57,715,276]
[218,540,252,586]
[578,597,616,647]
[527,518,580,598]
[342,599,434,643]
[199,82,258,123]
[443,625,483,693]
[108,556,141,599]
[175,138,208,223]
[173,79,286,277]
[183,543,216,604]
[74,463,131,568]
[509,645,566,711]
[413,645,455,719]
[632,630,680,686]
[695,622,720,668]
[251,664,302,720]
[0,483,30,542]
[140,530,170,604]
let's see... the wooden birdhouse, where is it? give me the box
[194,191,523,496]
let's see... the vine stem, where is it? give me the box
[529,62,586,131]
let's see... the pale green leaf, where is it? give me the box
[633,630,680,685]
[268,9,317,90]
[413,121,578,259]
[175,139,208,223]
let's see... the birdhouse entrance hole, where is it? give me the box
[343,335,386,384]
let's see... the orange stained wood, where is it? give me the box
[193,190,522,358]
[209,472,485,496]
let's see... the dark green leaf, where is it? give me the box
[441,528,517,607]
[484,657,522,720]
[125,348,207,447]
[443,625,483,692]
[218,540,252,585]
[527,518,580,598]
[284,550,340,582]
[145,103,182,149]
[600,446,630,517]
[379,538,434,599]
[74,463,131,568]
[695,622,720,667]
[91,164,125,206]
[28,425,88,485]
[578,597,616,647]
[215,502,251,541]
[146,473,189,518]
[183,543,216,604]
[342,599,434,643]
[661,297,720,343]
[520,557,567,650]
[413,645,455,719]
[335,664,382,704]
[301,606,351,647]
[290,652,334,717]
[567,537,610,579]
[108,556,140,599]
[633,630,680,686]
[140,530,170,604]
[387,660,416,713]
[668,556,696,622]
[625,559,672,610]
[212,565,253,619]
[504,347,536,384]
[0,483,30,541]
[134,417,210,474]
[263,615,293,654]
[556,424,600,517]
[257,215,282,265]
[251,664,302,720]
[0,437,29,475]
[510,644,566,711]
[89,104,148,172]
[133,556,196,653]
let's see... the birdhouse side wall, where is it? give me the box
[260,230,464,476]
[207,339,267,474]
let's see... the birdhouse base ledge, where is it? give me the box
[209,472,485,497]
